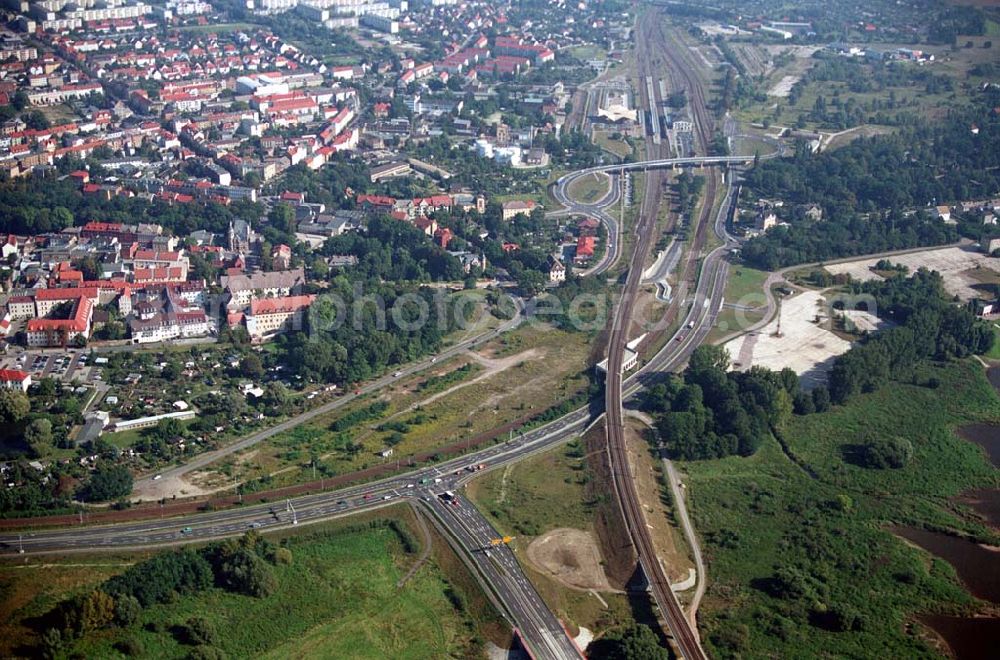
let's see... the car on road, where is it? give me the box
[180,527,193,534]
[393,371,402,378]
[675,335,684,342]
[153,474,162,480]
[248,522,262,529]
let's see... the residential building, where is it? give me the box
[0,369,31,392]
[548,256,566,283]
[221,267,306,308]
[26,294,93,347]
[501,199,537,221]
[243,294,316,341]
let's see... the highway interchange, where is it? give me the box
[2,44,778,659]
[0,156,743,659]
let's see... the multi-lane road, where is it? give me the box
[1,155,751,660]
[3,17,781,656]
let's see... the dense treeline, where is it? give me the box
[828,269,993,403]
[277,282,458,385]
[321,215,465,282]
[0,174,263,237]
[643,345,798,460]
[740,94,1000,269]
[270,158,373,210]
[741,209,957,270]
[39,531,290,657]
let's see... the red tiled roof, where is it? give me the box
[0,369,30,382]
[249,294,316,316]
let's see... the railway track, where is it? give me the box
[600,9,718,659]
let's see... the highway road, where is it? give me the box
[425,493,582,659]
[3,49,768,660]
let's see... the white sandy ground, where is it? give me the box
[724,290,884,389]
[767,74,799,97]
[824,245,1000,301]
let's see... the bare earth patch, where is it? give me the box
[824,245,1000,301]
[526,528,616,592]
[132,473,216,501]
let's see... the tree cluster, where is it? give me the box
[586,623,669,660]
[322,214,464,282]
[0,172,265,238]
[76,463,133,503]
[740,97,1000,269]
[643,345,797,460]
[828,269,993,404]
[44,532,291,654]
[278,282,457,385]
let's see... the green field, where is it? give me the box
[987,324,1000,360]
[2,511,502,658]
[200,324,594,494]
[706,265,770,343]
[469,440,595,537]
[721,266,770,308]
[594,131,634,159]
[467,438,648,639]
[685,359,1000,658]
[567,173,611,205]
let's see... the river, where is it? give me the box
[904,366,1000,658]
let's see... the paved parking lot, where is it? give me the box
[0,349,102,384]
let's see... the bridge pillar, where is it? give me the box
[627,561,652,593]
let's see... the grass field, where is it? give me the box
[721,266,770,307]
[2,509,503,658]
[468,441,595,537]
[593,131,634,159]
[986,325,1000,360]
[567,172,611,205]
[685,359,1000,658]
[198,325,594,493]
[569,45,607,61]
[467,440,649,638]
[706,265,770,343]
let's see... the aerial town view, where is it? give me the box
[0,0,998,657]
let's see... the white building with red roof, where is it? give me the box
[0,369,31,392]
